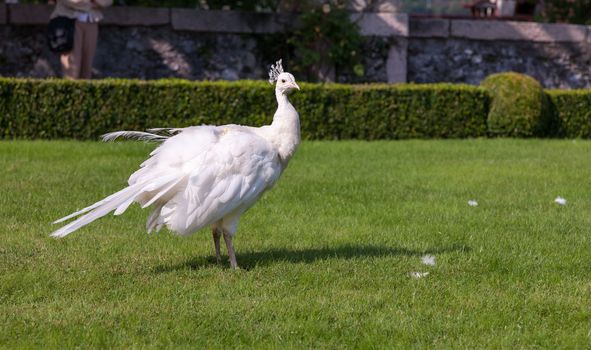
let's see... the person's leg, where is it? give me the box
[79,22,98,79]
[60,20,83,79]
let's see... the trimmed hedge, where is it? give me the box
[481,72,550,137]
[0,78,490,140]
[547,90,591,138]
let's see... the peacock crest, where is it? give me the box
[268,59,284,84]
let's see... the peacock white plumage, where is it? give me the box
[51,60,300,269]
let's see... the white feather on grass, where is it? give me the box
[468,200,478,207]
[554,196,567,205]
[421,254,436,266]
[410,272,429,279]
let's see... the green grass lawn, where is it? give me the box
[1,139,590,348]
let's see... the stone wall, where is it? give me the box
[407,39,590,89]
[1,3,590,88]
[408,19,591,89]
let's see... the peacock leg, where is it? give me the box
[212,227,221,263]
[222,230,238,269]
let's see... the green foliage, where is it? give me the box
[0,78,489,140]
[547,90,591,138]
[538,0,591,25]
[288,4,363,82]
[300,83,489,139]
[481,72,550,137]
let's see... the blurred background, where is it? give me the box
[1,0,590,88]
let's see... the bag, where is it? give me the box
[47,16,75,53]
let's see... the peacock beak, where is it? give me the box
[291,82,300,90]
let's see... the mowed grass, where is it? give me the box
[1,139,590,348]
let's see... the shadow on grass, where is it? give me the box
[153,243,470,272]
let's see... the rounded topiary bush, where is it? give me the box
[481,72,550,137]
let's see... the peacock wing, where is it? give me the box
[156,126,282,235]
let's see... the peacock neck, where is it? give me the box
[272,90,298,125]
[270,89,300,166]
[274,90,290,112]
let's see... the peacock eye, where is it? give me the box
[281,79,286,83]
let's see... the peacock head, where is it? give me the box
[268,59,300,95]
